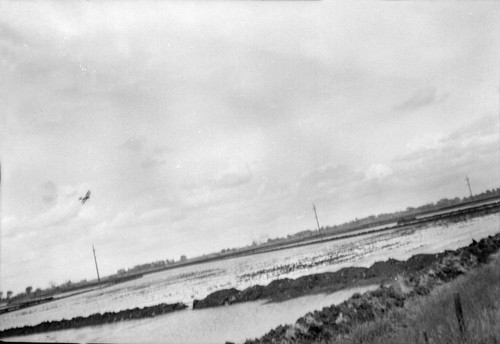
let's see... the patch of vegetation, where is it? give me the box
[336,253,500,344]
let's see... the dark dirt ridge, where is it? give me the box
[0,302,187,339]
[244,233,500,343]
[193,253,443,309]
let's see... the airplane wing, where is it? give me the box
[80,190,91,204]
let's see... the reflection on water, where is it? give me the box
[5,285,378,343]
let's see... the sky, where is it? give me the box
[1,1,499,294]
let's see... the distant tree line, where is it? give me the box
[117,259,174,275]
[0,286,40,303]
[116,255,188,276]
[321,187,500,234]
[0,278,90,304]
[240,187,500,248]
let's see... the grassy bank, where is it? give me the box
[337,253,500,344]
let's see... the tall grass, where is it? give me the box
[335,254,500,344]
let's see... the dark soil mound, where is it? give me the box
[193,253,441,309]
[192,288,239,309]
[0,302,188,339]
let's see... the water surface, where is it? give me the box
[2,214,498,342]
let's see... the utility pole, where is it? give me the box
[465,176,473,198]
[313,204,321,232]
[92,244,101,288]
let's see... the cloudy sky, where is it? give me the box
[1,1,499,294]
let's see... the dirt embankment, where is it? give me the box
[193,253,443,309]
[244,233,500,343]
[0,302,187,339]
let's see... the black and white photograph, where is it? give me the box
[1,1,499,343]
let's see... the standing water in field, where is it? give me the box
[1,214,499,343]
[5,286,378,343]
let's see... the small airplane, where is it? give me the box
[79,190,91,205]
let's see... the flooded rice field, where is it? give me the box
[1,213,499,343]
[5,286,378,343]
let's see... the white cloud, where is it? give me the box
[365,164,393,181]
[214,166,253,190]
[40,180,57,204]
